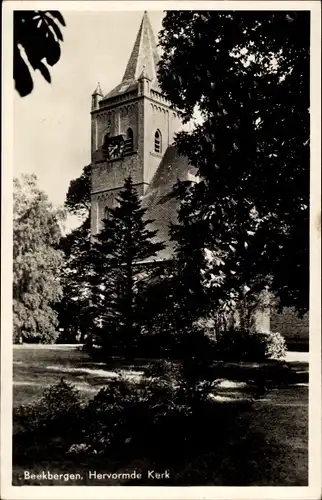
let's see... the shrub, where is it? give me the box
[13,367,255,476]
[80,368,187,456]
[14,378,82,438]
[85,322,217,361]
[13,378,84,462]
[78,364,253,471]
[257,331,287,360]
[79,357,232,462]
[215,330,287,362]
[67,442,95,455]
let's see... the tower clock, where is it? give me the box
[103,134,125,160]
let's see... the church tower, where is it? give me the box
[90,11,183,235]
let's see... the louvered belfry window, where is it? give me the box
[124,128,134,154]
[154,130,161,153]
[104,206,110,220]
[102,133,110,159]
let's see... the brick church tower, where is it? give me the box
[90,11,183,235]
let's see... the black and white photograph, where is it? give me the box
[1,1,321,499]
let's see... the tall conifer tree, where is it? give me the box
[91,176,165,355]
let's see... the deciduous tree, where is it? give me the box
[59,164,92,343]
[13,174,65,343]
[158,11,309,313]
[58,216,92,343]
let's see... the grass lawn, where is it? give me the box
[248,401,308,485]
[12,344,308,486]
[13,344,146,407]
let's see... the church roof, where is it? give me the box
[141,145,197,261]
[101,12,160,101]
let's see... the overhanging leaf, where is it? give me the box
[46,16,64,42]
[14,46,33,97]
[37,61,51,83]
[45,38,61,66]
[47,10,66,27]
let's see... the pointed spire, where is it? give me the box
[122,11,159,84]
[92,82,103,96]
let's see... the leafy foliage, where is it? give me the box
[91,177,165,355]
[158,11,309,313]
[142,197,275,350]
[139,206,210,341]
[58,216,93,343]
[40,377,81,421]
[14,10,66,96]
[58,164,93,343]
[14,378,83,461]
[215,329,287,362]
[64,164,91,218]
[260,331,287,360]
[13,174,65,343]
[80,365,213,456]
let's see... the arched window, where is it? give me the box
[154,130,161,153]
[124,128,133,154]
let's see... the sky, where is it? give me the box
[13,11,165,214]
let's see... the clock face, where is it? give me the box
[108,142,124,159]
[104,135,125,160]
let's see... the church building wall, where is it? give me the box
[270,307,309,349]
[143,100,183,186]
[93,101,140,152]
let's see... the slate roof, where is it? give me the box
[101,80,139,100]
[141,145,197,262]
